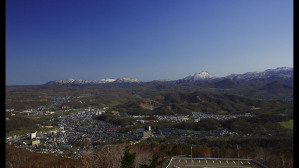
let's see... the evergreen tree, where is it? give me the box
[121,146,136,168]
[139,154,165,168]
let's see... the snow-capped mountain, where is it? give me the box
[115,77,140,83]
[50,78,92,85]
[93,78,117,83]
[44,67,293,85]
[46,77,140,85]
[226,67,293,81]
[181,71,216,81]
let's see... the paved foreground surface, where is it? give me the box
[166,158,268,168]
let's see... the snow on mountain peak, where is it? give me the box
[45,66,293,85]
[116,77,140,82]
[227,67,293,81]
[47,77,140,85]
[183,71,215,81]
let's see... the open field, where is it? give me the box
[279,120,293,130]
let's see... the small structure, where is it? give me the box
[142,131,152,139]
[32,140,40,146]
[6,108,14,112]
[95,111,102,115]
[36,131,43,138]
[137,120,145,124]
[194,117,200,122]
[136,126,152,139]
[60,126,65,130]
[30,132,37,139]
[145,120,156,123]
[136,128,144,132]
[42,126,53,129]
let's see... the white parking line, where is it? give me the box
[169,159,256,168]
[191,165,252,168]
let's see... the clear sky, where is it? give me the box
[6,0,293,85]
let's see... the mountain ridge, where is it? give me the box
[46,77,140,85]
[44,67,293,85]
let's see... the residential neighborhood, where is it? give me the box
[6,103,271,160]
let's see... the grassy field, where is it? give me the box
[185,130,207,133]
[279,120,293,130]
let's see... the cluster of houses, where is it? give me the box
[6,107,157,158]
[191,112,255,120]
[6,103,261,159]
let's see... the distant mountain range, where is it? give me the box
[226,67,293,81]
[45,67,293,85]
[46,77,140,85]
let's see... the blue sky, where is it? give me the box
[6,0,293,85]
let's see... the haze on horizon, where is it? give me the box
[6,0,293,85]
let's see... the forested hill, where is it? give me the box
[6,76,293,113]
[112,91,293,116]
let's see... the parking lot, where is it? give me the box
[166,158,268,168]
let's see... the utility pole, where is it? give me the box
[191,144,193,158]
[236,144,239,168]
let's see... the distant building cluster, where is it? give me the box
[5,103,267,159]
